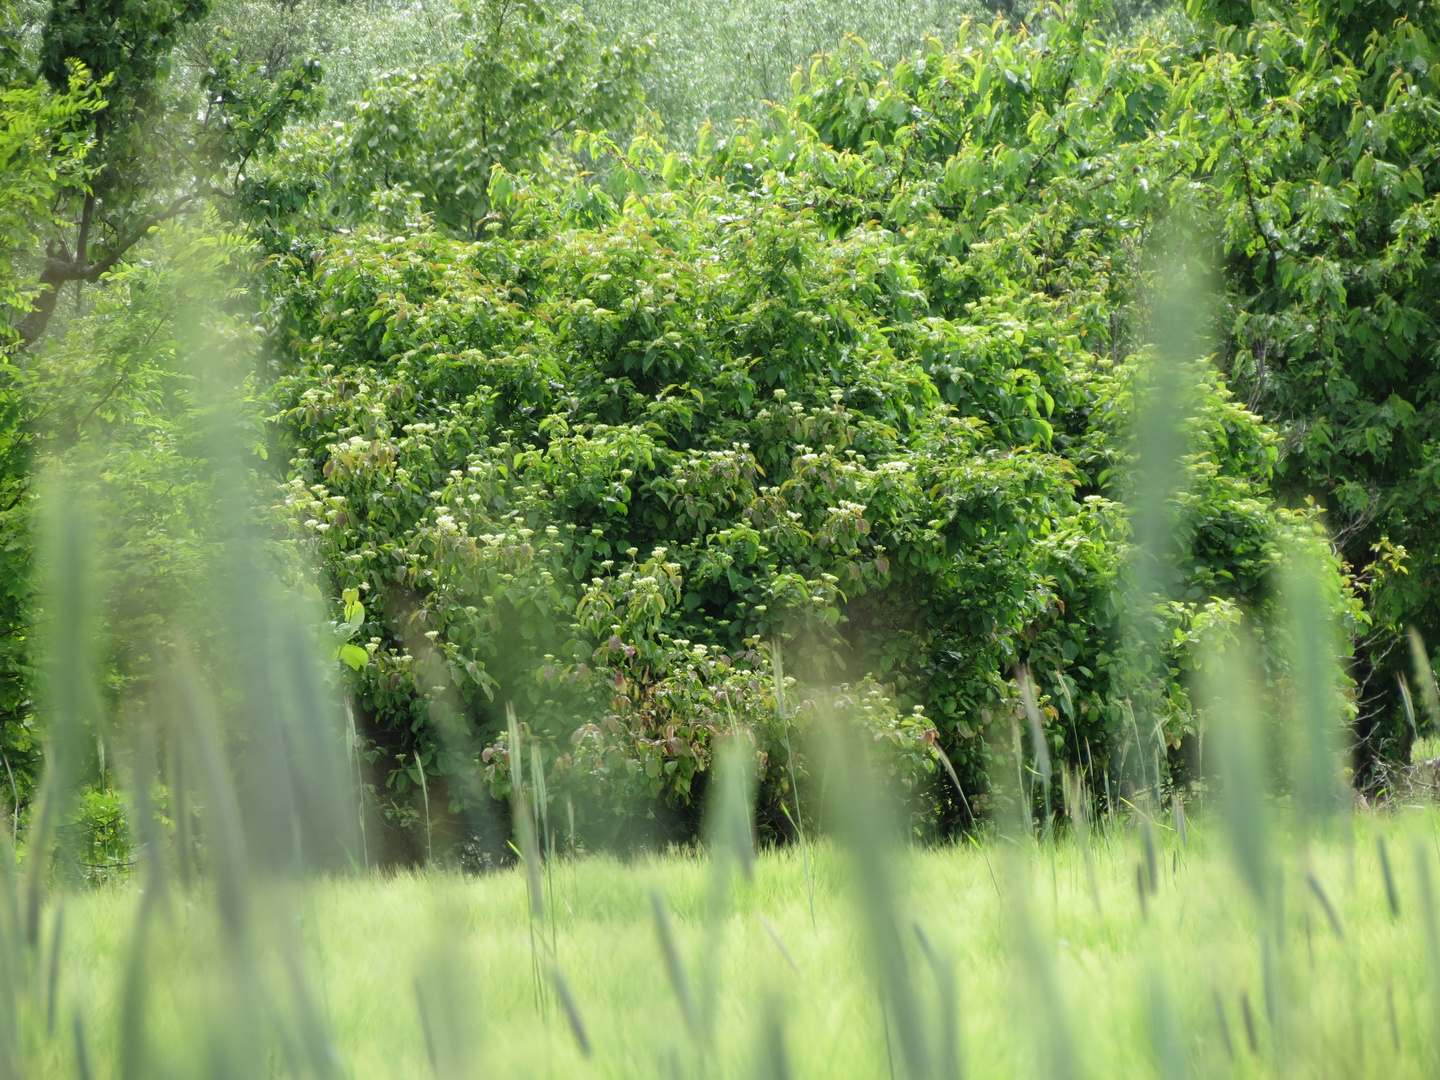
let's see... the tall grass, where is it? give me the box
[10,813,1440,1077]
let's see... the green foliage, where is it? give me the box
[262,194,1068,835]
[481,648,939,842]
[28,219,255,703]
[11,0,1429,847]
[68,784,130,882]
[254,0,1324,843]
[733,0,1440,773]
[33,0,214,286]
[0,42,97,328]
[0,0,319,811]
[240,0,649,241]
[38,0,206,118]
[0,214,259,813]
[578,0,988,141]
[342,0,649,236]
[1183,0,1440,767]
[191,0,471,115]
[0,27,101,812]
[9,0,324,348]
[694,0,1411,775]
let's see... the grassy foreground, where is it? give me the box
[33,808,1440,1079]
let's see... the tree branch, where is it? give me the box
[14,193,201,348]
[1227,105,1280,263]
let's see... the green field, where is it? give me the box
[26,809,1440,1079]
[6,0,1440,1076]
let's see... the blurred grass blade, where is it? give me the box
[413,926,482,1080]
[755,994,794,1080]
[1409,627,1440,730]
[650,888,699,1039]
[826,721,932,1080]
[343,696,368,870]
[1148,970,1186,1080]
[1017,665,1052,836]
[168,645,268,1080]
[123,718,167,908]
[1006,852,1076,1080]
[172,647,250,942]
[706,738,756,886]
[1413,841,1440,1044]
[1239,991,1259,1055]
[1285,541,1347,834]
[761,916,799,974]
[772,641,815,926]
[530,741,559,958]
[43,900,62,1037]
[508,705,546,1016]
[1003,715,1035,841]
[1400,675,1419,741]
[273,885,345,1080]
[0,829,19,1080]
[1306,873,1343,941]
[1129,256,1200,607]
[415,978,438,1076]
[551,963,592,1058]
[913,924,960,1080]
[117,885,158,1080]
[407,631,503,869]
[1378,835,1400,918]
[531,743,550,857]
[1260,936,1283,1065]
[1063,767,1100,913]
[1198,629,1271,908]
[1141,816,1158,895]
[699,737,757,1045]
[1120,255,1204,814]
[507,706,544,922]
[1211,988,1234,1062]
[932,743,976,827]
[24,480,96,946]
[72,1010,93,1080]
[415,749,433,865]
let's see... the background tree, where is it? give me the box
[1193,0,1440,773]
[0,0,317,820]
[5,0,1435,854]
[306,0,651,238]
[0,5,100,818]
[709,0,1439,784]
[14,0,321,346]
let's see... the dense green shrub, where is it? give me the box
[17,0,1426,857]
[723,0,1438,774]
[249,2,1339,851]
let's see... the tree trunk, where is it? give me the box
[13,258,80,349]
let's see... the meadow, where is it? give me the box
[6,0,1440,1076]
[20,804,1440,1079]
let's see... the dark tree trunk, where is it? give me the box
[14,257,80,349]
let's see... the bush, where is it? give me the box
[248,0,1368,853]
